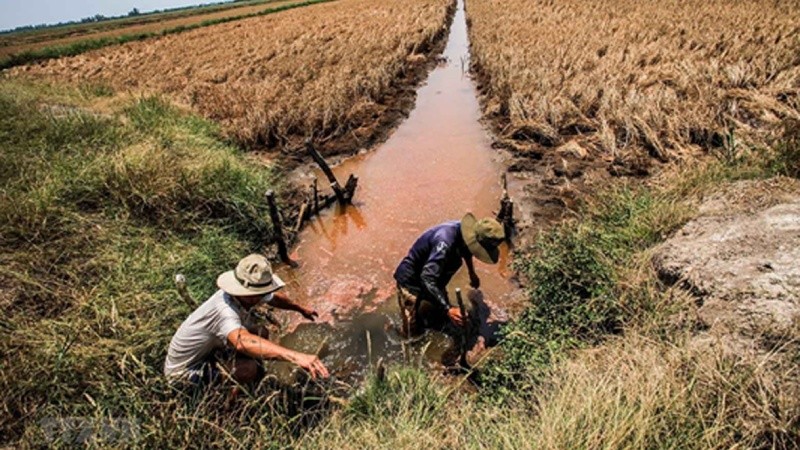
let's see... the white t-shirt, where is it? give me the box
[163,289,273,377]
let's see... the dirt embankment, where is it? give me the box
[280,2,456,165]
[653,177,800,354]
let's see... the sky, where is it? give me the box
[0,0,220,32]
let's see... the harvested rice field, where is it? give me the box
[0,0,302,60]
[467,0,800,164]
[14,0,453,153]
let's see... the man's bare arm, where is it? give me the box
[269,292,318,320]
[227,328,329,379]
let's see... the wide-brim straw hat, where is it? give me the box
[217,254,286,297]
[460,213,505,264]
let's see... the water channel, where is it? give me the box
[270,0,519,383]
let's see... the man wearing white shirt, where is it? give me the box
[164,254,329,384]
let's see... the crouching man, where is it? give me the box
[394,213,505,336]
[164,254,329,384]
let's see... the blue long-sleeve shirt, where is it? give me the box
[393,221,470,311]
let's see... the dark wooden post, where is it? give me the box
[496,173,514,241]
[397,287,410,338]
[375,357,386,383]
[312,177,319,215]
[343,174,359,201]
[306,139,346,204]
[266,190,293,265]
[455,288,470,368]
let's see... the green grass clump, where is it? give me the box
[767,119,800,179]
[480,186,691,397]
[0,79,283,445]
[304,367,456,449]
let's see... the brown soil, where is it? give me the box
[473,74,661,246]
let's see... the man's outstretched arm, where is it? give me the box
[269,292,318,321]
[227,328,329,379]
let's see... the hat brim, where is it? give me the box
[216,270,285,297]
[461,213,500,264]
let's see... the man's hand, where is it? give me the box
[469,272,481,289]
[448,307,465,327]
[291,353,330,379]
[301,308,319,322]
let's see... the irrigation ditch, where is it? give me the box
[246,0,528,387]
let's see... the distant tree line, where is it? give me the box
[0,1,245,34]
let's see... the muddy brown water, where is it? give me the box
[268,0,522,384]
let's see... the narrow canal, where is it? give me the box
[271,0,518,382]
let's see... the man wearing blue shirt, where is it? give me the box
[394,213,505,335]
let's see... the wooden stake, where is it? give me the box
[397,287,410,338]
[265,190,293,265]
[375,357,386,383]
[455,288,470,368]
[343,174,359,200]
[312,177,319,215]
[306,139,346,204]
[496,173,514,241]
[366,330,373,367]
[294,201,308,233]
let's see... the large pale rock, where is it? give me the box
[653,178,800,341]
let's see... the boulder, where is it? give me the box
[653,178,800,344]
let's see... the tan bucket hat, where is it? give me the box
[216,254,286,297]
[460,213,505,264]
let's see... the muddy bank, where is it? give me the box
[261,1,458,166]
[467,68,620,245]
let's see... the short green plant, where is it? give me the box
[767,119,800,178]
[480,189,661,396]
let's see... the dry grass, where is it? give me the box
[467,0,800,162]
[0,0,297,59]
[298,333,800,449]
[14,0,454,151]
